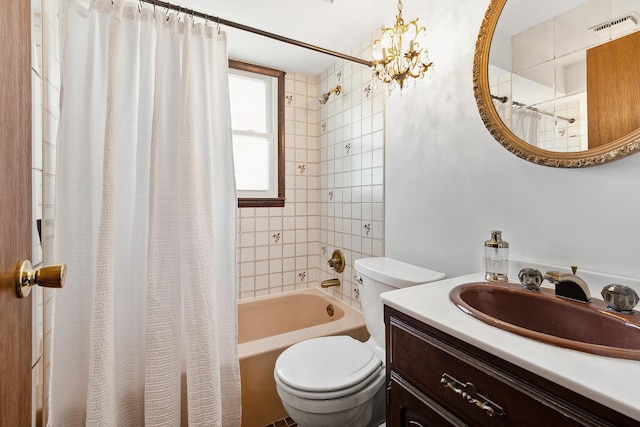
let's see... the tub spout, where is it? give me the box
[321,278,341,288]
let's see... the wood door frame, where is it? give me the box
[0,0,33,426]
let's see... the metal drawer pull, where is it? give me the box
[440,373,505,418]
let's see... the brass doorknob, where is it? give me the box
[15,260,66,298]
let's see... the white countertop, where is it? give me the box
[380,262,640,422]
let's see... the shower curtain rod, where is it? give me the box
[138,0,373,68]
[491,94,575,124]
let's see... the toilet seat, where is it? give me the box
[274,336,383,400]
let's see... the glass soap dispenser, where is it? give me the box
[484,230,509,282]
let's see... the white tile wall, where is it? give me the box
[237,36,386,309]
[237,73,322,299]
[40,0,60,424]
[31,2,45,424]
[537,100,584,151]
[489,72,513,129]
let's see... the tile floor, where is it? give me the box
[263,416,297,427]
[263,415,386,426]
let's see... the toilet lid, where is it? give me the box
[275,336,382,393]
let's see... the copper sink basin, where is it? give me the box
[449,282,640,360]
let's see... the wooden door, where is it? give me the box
[0,1,33,426]
[587,30,640,148]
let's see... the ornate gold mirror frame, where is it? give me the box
[473,0,640,168]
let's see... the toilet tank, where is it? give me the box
[354,257,445,348]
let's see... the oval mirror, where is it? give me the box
[474,0,640,167]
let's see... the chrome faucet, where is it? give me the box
[544,267,591,303]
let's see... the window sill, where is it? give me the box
[238,198,285,208]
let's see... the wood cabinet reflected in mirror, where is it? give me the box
[587,30,640,148]
[474,0,640,167]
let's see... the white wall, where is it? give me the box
[385,0,640,280]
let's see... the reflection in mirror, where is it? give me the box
[490,0,587,151]
[474,0,640,167]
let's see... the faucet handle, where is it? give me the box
[518,268,543,291]
[327,249,345,273]
[601,284,639,313]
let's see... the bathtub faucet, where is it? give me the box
[321,278,341,288]
[327,249,345,273]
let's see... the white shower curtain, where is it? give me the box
[512,107,542,145]
[48,1,240,425]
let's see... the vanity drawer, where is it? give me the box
[387,312,622,427]
[388,372,467,427]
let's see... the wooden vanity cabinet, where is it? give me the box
[385,306,639,427]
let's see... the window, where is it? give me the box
[229,60,285,208]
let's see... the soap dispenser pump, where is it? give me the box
[484,230,509,282]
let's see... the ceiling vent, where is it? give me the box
[590,13,639,38]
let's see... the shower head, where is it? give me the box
[318,85,342,105]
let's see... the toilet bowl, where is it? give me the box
[275,336,385,427]
[274,257,445,427]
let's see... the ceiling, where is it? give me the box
[177,0,605,76]
[181,0,396,75]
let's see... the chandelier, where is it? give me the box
[372,0,434,92]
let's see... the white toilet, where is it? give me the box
[274,257,445,427]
